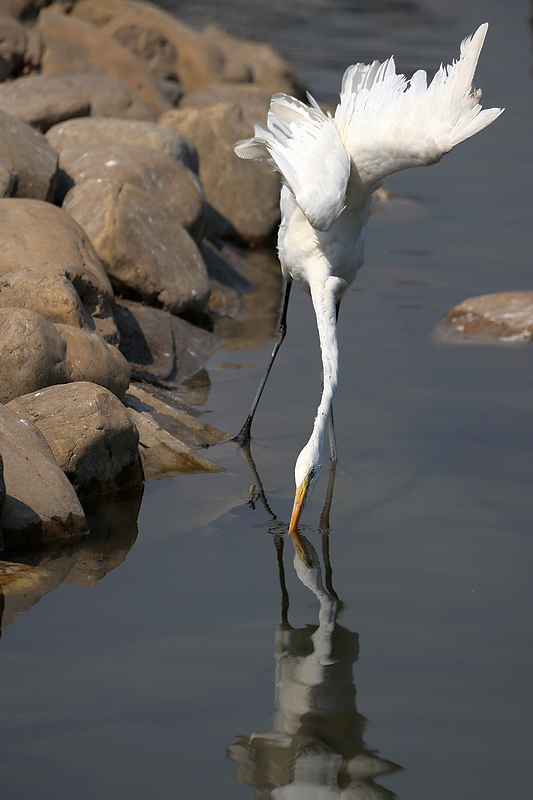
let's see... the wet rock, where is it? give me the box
[71,0,225,91]
[0,13,26,80]
[200,25,307,98]
[56,325,131,399]
[0,404,87,547]
[0,307,67,404]
[0,198,118,343]
[160,103,281,244]
[39,7,171,119]
[0,73,156,130]
[57,144,205,240]
[8,382,143,497]
[46,116,198,172]
[114,298,217,389]
[0,109,57,200]
[63,179,209,314]
[438,291,533,343]
[126,404,222,479]
[125,382,229,447]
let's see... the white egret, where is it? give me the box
[234,23,502,536]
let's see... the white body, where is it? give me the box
[234,24,502,524]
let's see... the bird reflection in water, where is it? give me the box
[228,444,401,799]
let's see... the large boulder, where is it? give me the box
[63,179,209,315]
[70,0,225,91]
[199,25,307,97]
[160,103,280,244]
[46,116,198,172]
[0,308,130,403]
[56,324,131,399]
[57,144,205,240]
[114,298,217,388]
[39,6,171,119]
[0,404,87,547]
[0,307,67,404]
[0,198,118,342]
[0,73,156,130]
[8,382,144,496]
[0,110,57,200]
[0,13,26,80]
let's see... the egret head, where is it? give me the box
[288,443,322,535]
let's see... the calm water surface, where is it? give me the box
[1,1,532,798]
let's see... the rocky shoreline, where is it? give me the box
[0,0,307,550]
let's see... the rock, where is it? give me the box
[0,109,57,200]
[0,198,118,342]
[46,116,198,172]
[0,307,67,404]
[71,0,225,91]
[63,179,209,315]
[0,269,97,331]
[0,73,156,130]
[39,7,171,119]
[437,291,533,343]
[57,144,205,240]
[179,83,271,128]
[160,103,281,245]
[114,298,217,389]
[200,24,307,98]
[0,156,17,197]
[126,405,222,479]
[0,0,47,21]
[0,13,26,80]
[125,382,229,446]
[0,404,87,547]
[56,325,131,399]
[8,382,143,497]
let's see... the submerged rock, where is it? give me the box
[437,291,533,343]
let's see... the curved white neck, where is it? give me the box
[306,278,340,463]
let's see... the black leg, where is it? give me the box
[234,280,292,445]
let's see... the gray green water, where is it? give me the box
[1,1,532,798]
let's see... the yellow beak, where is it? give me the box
[288,476,309,535]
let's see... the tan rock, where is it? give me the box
[440,291,533,343]
[0,198,118,342]
[0,403,87,547]
[0,73,155,130]
[8,382,143,496]
[56,325,131,399]
[160,103,280,244]
[114,298,217,388]
[71,0,225,91]
[0,307,67,404]
[63,179,209,314]
[0,13,26,80]
[200,24,307,98]
[39,7,171,118]
[58,144,205,240]
[0,109,57,199]
[46,116,198,172]
[179,83,271,128]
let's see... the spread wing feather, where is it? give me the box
[334,23,503,190]
[234,94,350,231]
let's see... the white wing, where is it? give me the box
[334,23,503,191]
[234,93,350,231]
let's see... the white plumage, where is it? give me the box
[234,23,503,537]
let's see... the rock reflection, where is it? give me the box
[228,450,401,799]
[0,486,143,630]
